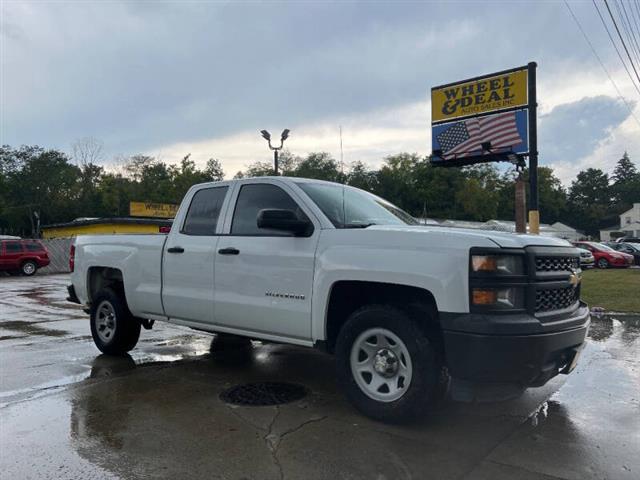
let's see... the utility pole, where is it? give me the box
[339,125,344,176]
[260,129,290,175]
[527,62,539,234]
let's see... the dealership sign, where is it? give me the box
[431,64,535,166]
[130,201,178,218]
[432,69,528,124]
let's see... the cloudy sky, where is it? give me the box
[2,0,639,184]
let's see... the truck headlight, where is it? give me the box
[471,254,524,275]
[472,287,525,309]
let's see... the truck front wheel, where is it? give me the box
[90,288,140,355]
[336,305,446,422]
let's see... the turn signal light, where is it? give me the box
[472,255,497,272]
[471,254,524,275]
[472,289,497,305]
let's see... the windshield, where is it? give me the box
[297,182,418,228]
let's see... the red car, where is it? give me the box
[573,241,634,269]
[0,239,50,276]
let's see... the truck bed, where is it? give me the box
[72,234,168,318]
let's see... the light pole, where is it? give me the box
[260,129,290,175]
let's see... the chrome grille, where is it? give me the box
[536,286,578,312]
[535,256,579,272]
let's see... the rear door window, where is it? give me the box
[181,186,228,235]
[25,242,43,252]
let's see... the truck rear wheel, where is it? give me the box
[336,305,446,422]
[90,288,140,355]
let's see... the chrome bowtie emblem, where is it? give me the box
[569,269,581,287]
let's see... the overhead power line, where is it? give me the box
[604,0,640,85]
[563,1,640,128]
[614,0,640,67]
[593,0,640,97]
[629,1,640,49]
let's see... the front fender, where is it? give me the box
[310,231,486,341]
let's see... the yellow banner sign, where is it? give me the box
[432,69,528,124]
[129,201,178,218]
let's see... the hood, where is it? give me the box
[365,225,573,249]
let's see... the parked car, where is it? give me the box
[606,242,640,266]
[0,239,50,276]
[68,177,589,421]
[576,247,595,268]
[614,237,640,244]
[573,241,634,269]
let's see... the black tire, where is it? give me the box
[21,260,37,276]
[597,258,609,269]
[335,304,447,422]
[90,288,140,355]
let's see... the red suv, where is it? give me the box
[573,241,634,269]
[0,239,50,276]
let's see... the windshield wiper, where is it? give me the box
[342,223,376,229]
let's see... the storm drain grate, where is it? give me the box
[220,382,307,406]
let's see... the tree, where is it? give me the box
[243,161,275,177]
[535,167,568,224]
[612,152,637,184]
[455,178,498,221]
[347,161,378,192]
[375,153,423,214]
[277,150,301,176]
[123,155,156,181]
[0,146,81,235]
[567,168,613,235]
[293,152,344,182]
[611,152,640,207]
[169,154,209,201]
[204,158,225,182]
[71,137,104,167]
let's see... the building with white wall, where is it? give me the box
[600,203,640,241]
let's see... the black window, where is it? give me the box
[4,242,22,253]
[25,242,43,252]
[182,186,228,235]
[231,184,308,236]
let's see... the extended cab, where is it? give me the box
[68,177,590,421]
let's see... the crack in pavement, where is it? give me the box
[223,402,329,480]
[267,412,328,480]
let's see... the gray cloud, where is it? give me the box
[0,0,629,162]
[539,95,633,164]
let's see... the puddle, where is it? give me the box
[1,320,69,337]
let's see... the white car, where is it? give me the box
[68,177,590,421]
[576,247,595,268]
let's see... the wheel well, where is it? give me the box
[88,267,124,303]
[325,281,442,353]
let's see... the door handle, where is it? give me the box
[167,246,184,254]
[218,247,240,255]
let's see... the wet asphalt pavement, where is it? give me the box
[0,274,638,480]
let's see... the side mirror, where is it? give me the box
[257,209,312,236]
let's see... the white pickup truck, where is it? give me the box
[68,177,590,421]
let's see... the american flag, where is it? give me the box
[436,111,522,159]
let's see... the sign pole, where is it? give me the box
[527,61,539,234]
[515,171,526,233]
